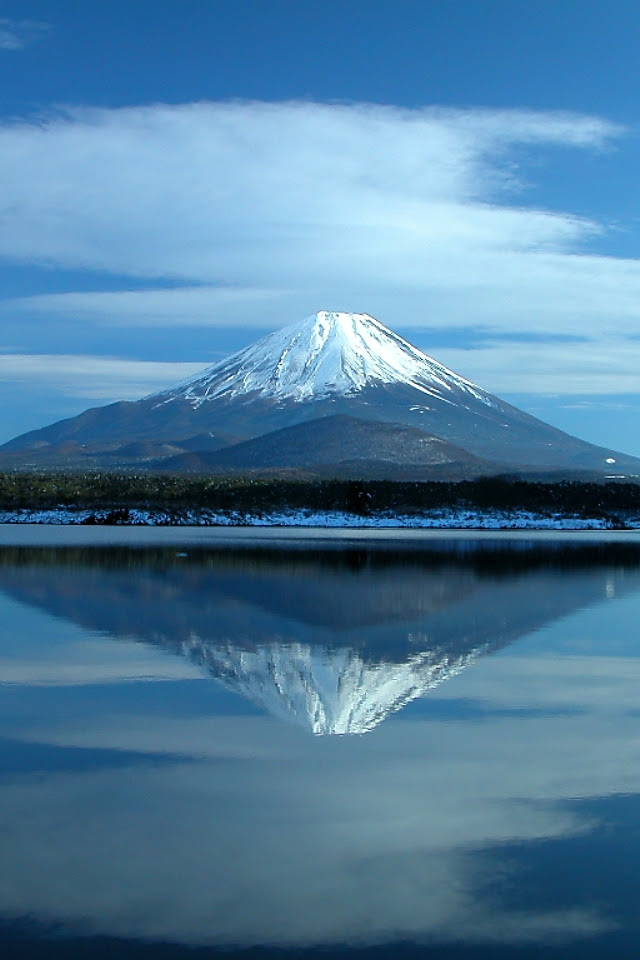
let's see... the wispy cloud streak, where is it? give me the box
[0,18,49,51]
[0,354,203,399]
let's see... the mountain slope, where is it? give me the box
[158,414,494,477]
[2,310,639,476]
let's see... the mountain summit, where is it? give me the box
[156,310,487,406]
[2,310,640,477]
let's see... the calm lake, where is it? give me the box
[2,527,640,959]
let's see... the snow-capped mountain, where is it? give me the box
[2,309,639,476]
[154,310,487,406]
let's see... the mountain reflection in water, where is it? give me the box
[4,537,640,956]
[1,541,639,734]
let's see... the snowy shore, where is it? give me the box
[1,506,638,529]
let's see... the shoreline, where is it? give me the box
[0,504,638,531]
[2,517,640,549]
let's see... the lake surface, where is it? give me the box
[2,528,640,958]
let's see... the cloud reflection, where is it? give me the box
[1,541,640,948]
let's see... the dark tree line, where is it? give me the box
[1,472,640,524]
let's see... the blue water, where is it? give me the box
[1,529,640,958]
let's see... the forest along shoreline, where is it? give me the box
[1,473,640,528]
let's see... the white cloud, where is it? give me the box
[434,337,640,395]
[2,285,291,327]
[0,99,638,398]
[0,101,619,286]
[0,353,204,399]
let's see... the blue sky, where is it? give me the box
[2,0,640,454]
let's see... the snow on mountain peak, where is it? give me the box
[154,310,487,407]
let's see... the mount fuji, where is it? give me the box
[2,310,639,477]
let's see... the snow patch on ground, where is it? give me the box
[1,507,638,529]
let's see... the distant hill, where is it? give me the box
[155,414,495,479]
